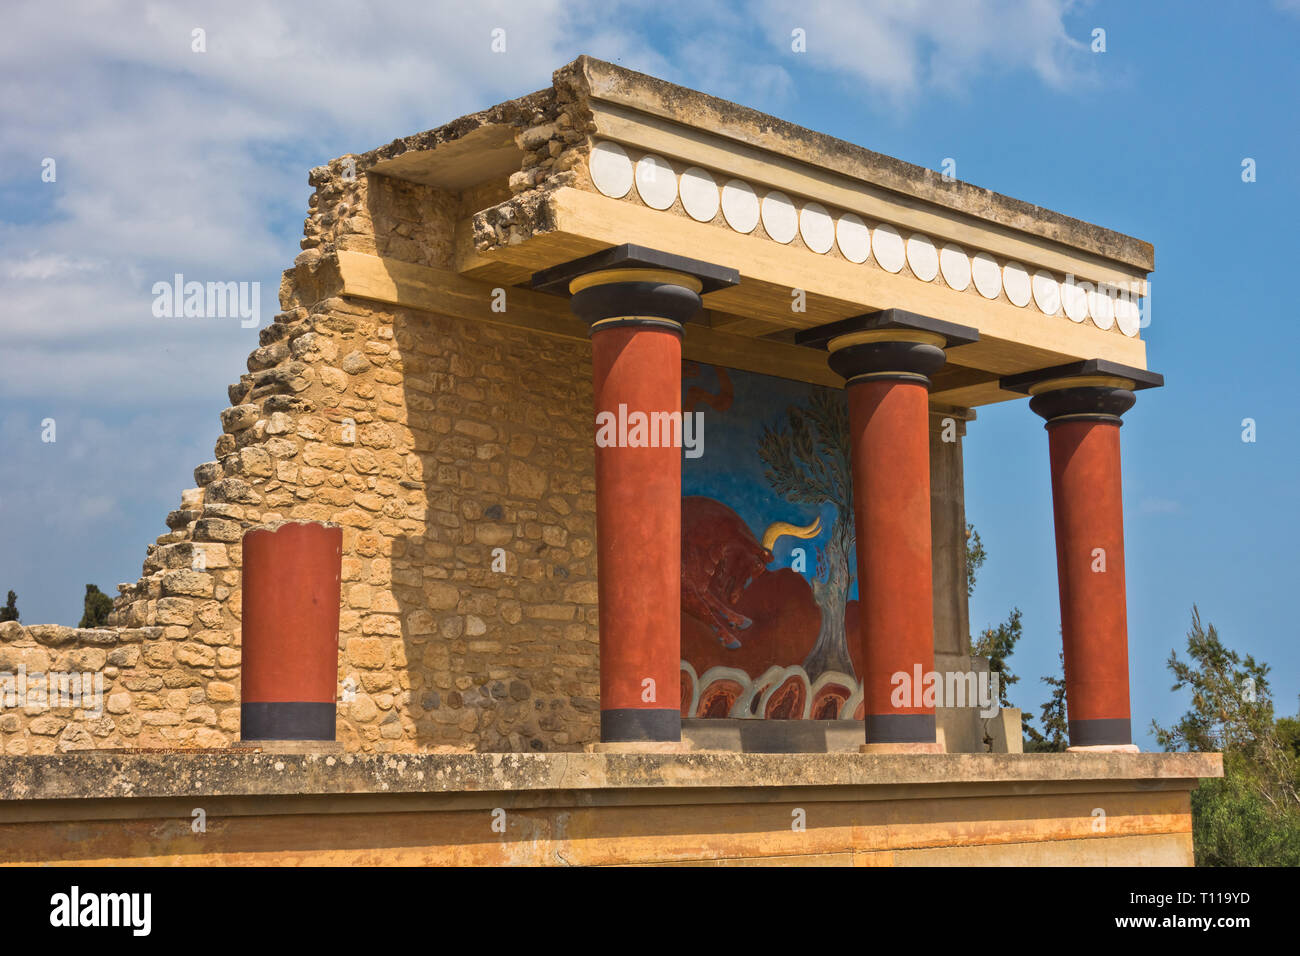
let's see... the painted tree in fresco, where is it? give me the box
[758,389,854,679]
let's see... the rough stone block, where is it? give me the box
[27,625,75,647]
[220,404,261,433]
[161,570,214,599]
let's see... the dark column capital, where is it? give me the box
[531,243,739,336]
[1001,359,1164,427]
[796,308,979,387]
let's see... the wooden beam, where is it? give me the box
[708,314,793,337]
[337,249,586,340]
[339,250,1072,405]
[337,251,845,391]
[928,365,1016,409]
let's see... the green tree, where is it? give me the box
[965,525,985,599]
[1191,759,1300,866]
[972,607,1024,710]
[1023,650,1068,752]
[78,584,113,629]
[1152,607,1300,865]
[1279,715,1300,767]
[0,590,17,623]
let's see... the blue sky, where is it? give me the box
[2,1,1296,747]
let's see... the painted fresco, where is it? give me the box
[680,362,863,720]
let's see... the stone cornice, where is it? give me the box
[575,55,1154,273]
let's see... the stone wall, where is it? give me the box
[0,623,232,753]
[272,293,601,754]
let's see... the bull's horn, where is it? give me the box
[761,515,822,551]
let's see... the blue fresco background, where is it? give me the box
[682,362,859,600]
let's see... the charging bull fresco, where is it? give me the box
[680,362,864,720]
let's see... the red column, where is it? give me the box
[535,248,739,746]
[1048,418,1132,749]
[241,521,342,742]
[849,378,940,751]
[797,310,978,753]
[590,320,683,742]
[1005,361,1164,751]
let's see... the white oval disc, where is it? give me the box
[589,141,633,199]
[1115,293,1141,337]
[873,223,905,273]
[1032,271,1061,315]
[761,190,798,244]
[1003,262,1031,307]
[836,213,871,263]
[1088,286,1115,330]
[972,252,1002,299]
[906,234,939,281]
[1062,280,1088,322]
[939,244,970,291]
[679,166,719,222]
[799,202,835,254]
[721,179,760,233]
[635,154,677,210]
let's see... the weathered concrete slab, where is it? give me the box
[0,750,1222,802]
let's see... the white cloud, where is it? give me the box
[3,254,104,281]
[750,0,1092,104]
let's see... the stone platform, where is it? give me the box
[0,750,1220,866]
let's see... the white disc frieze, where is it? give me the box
[836,213,871,263]
[635,154,677,210]
[1031,271,1060,315]
[589,141,633,199]
[1115,293,1141,337]
[799,202,835,254]
[939,244,970,291]
[906,234,939,281]
[872,223,905,273]
[679,166,720,222]
[1003,262,1031,307]
[761,190,798,244]
[1061,280,1088,322]
[1088,286,1115,330]
[972,252,1002,299]
[721,178,760,233]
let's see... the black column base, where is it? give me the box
[1068,717,1132,748]
[241,702,336,741]
[600,708,682,743]
[864,713,937,745]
